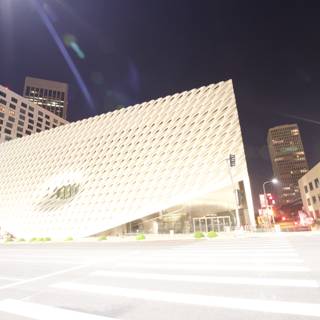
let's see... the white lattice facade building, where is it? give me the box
[0,80,255,239]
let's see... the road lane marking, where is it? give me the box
[52,282,320,317]
[0,299,116,320]
[116,262,309,272]
[0,263,91,290]
[91,270,318,287]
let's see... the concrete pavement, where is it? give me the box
[0,233,319,319]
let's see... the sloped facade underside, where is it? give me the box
[0,80,255,238]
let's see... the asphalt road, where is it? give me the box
[0,233,319,319]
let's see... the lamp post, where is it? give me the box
[263,178,278,225]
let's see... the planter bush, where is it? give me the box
[207,231,218,238]
[64,236,73,241]
[135,233,145,240]
[98,236,107,241]
[194,231,205,239]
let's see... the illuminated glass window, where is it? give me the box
[55,184,79,200]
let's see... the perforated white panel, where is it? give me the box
[0,80,254,238]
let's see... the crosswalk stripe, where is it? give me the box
[116,262,309,272]
[169,249,296,253]
[91,270,319,288]
[144,256,304,263]
[0,276,26,282]
[0,258,82,265]
[168,250,298,256]
[52,282,320,317]
[0,299,117,320]
[163,251,298,256]
[134,256,304,264]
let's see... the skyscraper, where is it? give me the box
[267,124,308,205]
[23,76,68,119]
[0,85,68,143]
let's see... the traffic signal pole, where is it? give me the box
[226,154,241,228]
[263,181,275,226]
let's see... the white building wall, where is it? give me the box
[298,162,320,218]
[0,80,255,239]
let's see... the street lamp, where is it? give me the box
[263,178,278,225]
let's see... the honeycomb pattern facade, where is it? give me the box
[0,80,254,238]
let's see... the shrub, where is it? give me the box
[4,238,13,243]
[207,231,218,238]
[135,233,145,240]
[194,231,204,239]
[44,237,51,241]
[37,238,45,242]
[98,235,107,241]
[30,237,37,242]
[18,238,25,242]
[64,236,73,241]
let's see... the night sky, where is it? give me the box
[1,0,320,209]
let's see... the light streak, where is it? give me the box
[31,0,95,113]
[280,113,320,125]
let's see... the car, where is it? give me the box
[278,215,312,232]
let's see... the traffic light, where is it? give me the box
[266,193,275,206]
[229,154,236,167]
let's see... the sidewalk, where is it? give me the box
[1,229,320,244]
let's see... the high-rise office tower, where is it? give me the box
[23,76,68,119]
[267,124,309,205]
[0,85,68,143]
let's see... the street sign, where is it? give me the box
[259,193,273,208]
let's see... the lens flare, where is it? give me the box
[280,113,320,125]
[63,34,85,59]
[32,0,95,113]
